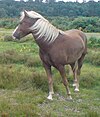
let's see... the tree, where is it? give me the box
[46,0,56,3]
[1,0,15,1]
[35,0,43,3]
[28,0,33,2]
[20,0,24,2]
[0,8,7,18]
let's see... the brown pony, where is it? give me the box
[12,10,87,100]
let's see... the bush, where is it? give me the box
[85,50,100,66]
[0,64,58,92]
[88,37,100,48]
[3,34,33,42]
[68,17,100,32]
[80,72,97,88]
[1,17,100,32]
[31,72,48,92]
[0,18,18,29]
[26,56,42,67]
[0,65,33,89]
[0,50,29,64]
[4,35,14,41]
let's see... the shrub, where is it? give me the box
[31,72,48,92]
[18,36,33,43]
[80,72,97,88]
[88,37,100,48]
[1,17,100,32]
[26,56,42,67]
[4,35,14,41]
[0,50,29,64]
[85,50,100,66]
[0,18,18,29]
[3,34,33,42]
[0,65,33,89]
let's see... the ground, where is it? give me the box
[0,28,100,117]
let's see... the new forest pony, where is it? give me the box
[12,10,87,100]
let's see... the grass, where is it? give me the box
[85,33,100,39]
[0,28,100,117]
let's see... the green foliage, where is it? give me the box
[80,72,98,88]
[0,18,18,29]
[84,37,100,66]
[0,64,33,89]
[68,17,100,32]
[0,50,29,64]
[4,35,14,41]
[88,37,100,48]
[85,50,100,66]
[85,111,99,117]
[0,1,100,18]
[1,17,100,32]
[0,29,100,117]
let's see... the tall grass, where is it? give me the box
[85,111,99,117]
[87,37,100,48]
[0,29,100,117]
[85,49,100,66]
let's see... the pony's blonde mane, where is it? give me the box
[20,11,47,21]
[21,11,64,44]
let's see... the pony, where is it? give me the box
[12,10,87,100]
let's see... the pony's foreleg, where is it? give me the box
[57,65,72,100]
[43,63,54,100]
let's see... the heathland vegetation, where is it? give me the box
[0,17,100,32]
[0,0,100,18]
[0,0,100,116]
[0,0,100,33]
[0,29,100,116]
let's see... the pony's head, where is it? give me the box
[12,10,46,40]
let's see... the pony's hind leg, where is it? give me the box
[43,63,54,100]
[78,54,86,75]
[77,53,86,84]
[71,54,86,92]
[57,65,72,100]
[70,61,79,92]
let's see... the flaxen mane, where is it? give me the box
[21,11,65,43]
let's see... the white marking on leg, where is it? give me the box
[47,92,53,100]
[74,88,79,92]
[72,83,77,87]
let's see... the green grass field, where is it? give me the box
[0,28,100,117]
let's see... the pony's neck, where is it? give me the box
[30,19,60,45]
[31,32,51,51]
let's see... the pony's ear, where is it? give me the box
[24,10,29,17]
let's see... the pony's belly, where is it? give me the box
[51,52,82,65]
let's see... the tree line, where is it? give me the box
[0,0,100,18]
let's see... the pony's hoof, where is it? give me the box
[74,88,79,92]
[67,96,73,101]
[47,95,53,100]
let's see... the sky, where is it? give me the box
[16,0,99,3]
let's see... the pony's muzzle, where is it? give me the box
[12,33,20,40]
[12,35,16,40]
